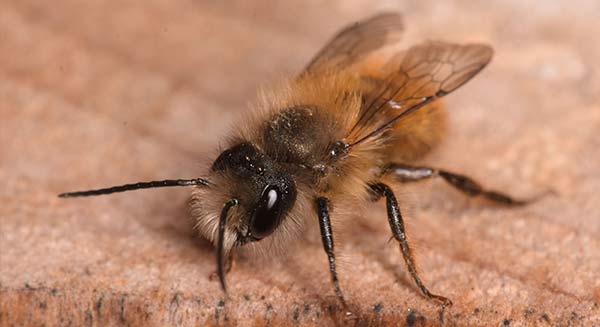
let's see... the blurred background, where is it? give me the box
[1,1,599,326]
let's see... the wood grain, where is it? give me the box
[1,1,599,326]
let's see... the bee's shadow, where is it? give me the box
[137,194,425,302]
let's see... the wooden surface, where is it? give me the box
[1,1,599,326]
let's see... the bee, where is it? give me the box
[59,13,529,309]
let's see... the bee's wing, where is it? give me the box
[302,13,404,75]
[348,42,493,146]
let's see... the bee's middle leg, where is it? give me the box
[369,182,452,308]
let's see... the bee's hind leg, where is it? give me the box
[381,163,532,206]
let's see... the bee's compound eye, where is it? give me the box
[250,185,284,240]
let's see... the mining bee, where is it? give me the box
[60,13,529,309]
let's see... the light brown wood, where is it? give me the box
[1,1,599,326]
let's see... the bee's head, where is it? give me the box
[192,142,297,249]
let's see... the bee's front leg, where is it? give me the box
[315,197,346,306]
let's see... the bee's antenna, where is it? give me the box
[217,199,239,293]
[58,178,210,198]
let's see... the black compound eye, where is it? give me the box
[250,185,283,240]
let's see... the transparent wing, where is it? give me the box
[348,42,494,146]
[302,13,403,75]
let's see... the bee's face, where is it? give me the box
[199,143,297,246]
